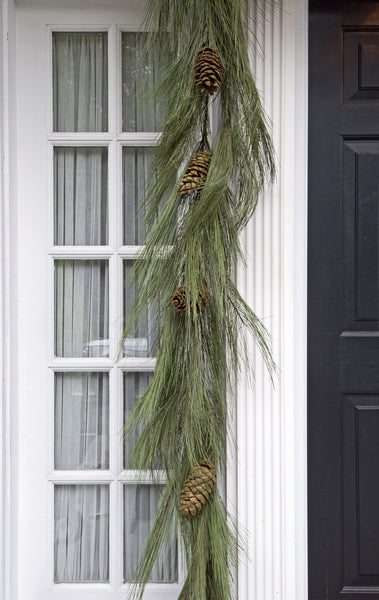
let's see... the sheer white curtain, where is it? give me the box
[53,32,108,132]
[55,259,109,358]
[54,147,108,246]
[123,261,157,358]
[123,372,153,468]
[123,147,153,246]
[54,485,109,582]
[122,32,164,132]
[124,485,177,583]
[55,372,109,470]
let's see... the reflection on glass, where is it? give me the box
[122,32,165,132]
[55,260,109,357]
[54,147,108,246]
[123,372,153,468]
[55,372,109,470]
[124,485,177,582]
[54,485,109,582]
[53,32,108,132]
[123,148,153,245]
[123,261,157,358]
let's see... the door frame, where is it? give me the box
[0,0,309,598]
[1,2,16,600]
[233,1,308,598]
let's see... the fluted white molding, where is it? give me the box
[230,1,308,599]
[0,3,16,600]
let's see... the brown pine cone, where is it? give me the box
[171,284,210,314]
[180,460,216,517]
[178,151,212,197]
[194,45,223,95]
[171,284,187,313]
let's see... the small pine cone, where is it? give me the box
[171,284,187,313]
[194,45,223,95]
[178,151,212,197]
[171,284,210,314]
[180,460,216,518]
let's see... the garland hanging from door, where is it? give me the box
[123,1,276,598]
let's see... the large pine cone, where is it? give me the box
[180,460,216,517]
[194,45,223,95]
[171,284,209,314]
[178,151,212,197]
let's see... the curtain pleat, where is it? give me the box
[123,148,153,246]
[54,485,109,582]
[55,373,109,470]
[124,485,177,583]
[54,147,108,246]
[123,372,153,468]
[55,260,109,358]
[123,261,157,358]
[53,32,108,132]
[121,32,164,132]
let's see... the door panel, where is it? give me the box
[309,2,379,598]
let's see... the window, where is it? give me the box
[14,10,182,599]
[50,27,178,588]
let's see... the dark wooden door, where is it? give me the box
[309,2,379,598]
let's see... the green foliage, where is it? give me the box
[123,1,277,598]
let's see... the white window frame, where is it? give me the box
[11,5,185,599]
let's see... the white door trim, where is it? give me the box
[0,2,16,600]
[234,0,308,598]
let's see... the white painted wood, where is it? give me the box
[234,1,308,599]
[1,3,16,600]
[14,3,182,599]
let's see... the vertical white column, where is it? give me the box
[233,1,308,598]
[0,2,16,600]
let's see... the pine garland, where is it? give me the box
[123,1,276,598]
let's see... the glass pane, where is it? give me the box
[54,485,109,582]
[123,261,157,358]
[55,372,109,470]
[53,32,108,132]
[122,32,164,132]
[124,485,177,582]
[55,260,109,357]
[123,148,153,245]
[54,147,108,246]
[123,372,153,468]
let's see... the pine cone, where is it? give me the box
[180,460,216,517]
[194,45,223,95]
[178,151,212,197]
[171,284,209,313]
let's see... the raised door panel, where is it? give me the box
[343,396,379,589]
